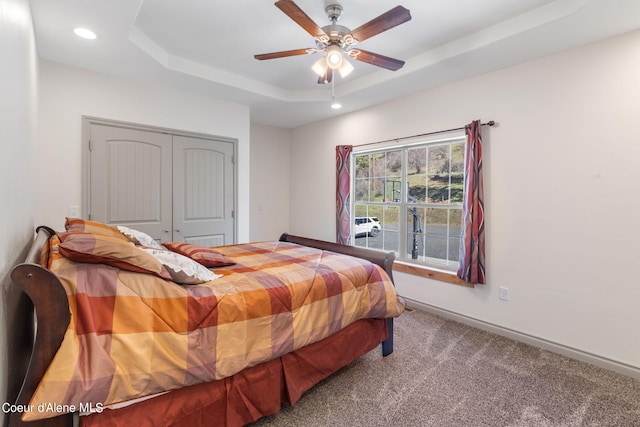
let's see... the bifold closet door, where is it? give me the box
[89,124,173,242]
[172,135,234,247]
[89,123,235,245]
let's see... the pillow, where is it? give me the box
[162,242,236,268]
[64,218,129,241]
[58,232,172,280]
[139,248,220,285]
[117,225,164,249]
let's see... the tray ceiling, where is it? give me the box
[31,0,640,127]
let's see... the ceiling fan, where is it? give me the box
[254,0,411,84]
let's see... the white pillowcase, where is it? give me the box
[139,247,221,285]
[117,225,164,249]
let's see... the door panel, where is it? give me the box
[108,141,162,222]
[89,123,235,245]
[89,124,172,242]
[183,148,224,220]
[173,135,234,245]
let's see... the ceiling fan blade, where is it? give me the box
[317,68,333,84]
[254,48,311,60]
[352,49,405,71]
[348,5,411,43]
[275,0,328,39]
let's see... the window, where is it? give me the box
[352,136,465,271]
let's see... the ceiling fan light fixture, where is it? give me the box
[312,57,328,76]
[338,60,354,78]
[343,34,358,45]
[326,45,343,69]
[256,1,412,84]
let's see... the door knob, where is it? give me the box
[164,229,170,233]
[175,229,181,233]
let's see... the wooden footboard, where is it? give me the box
[279,233,396,357]
[278,233,395,282]
[8,229,397,427]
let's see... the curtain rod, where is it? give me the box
[352,120,495,148]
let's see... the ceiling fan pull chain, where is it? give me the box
[331,76,335,99]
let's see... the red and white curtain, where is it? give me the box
[335,124,485,284]
[457,120,486,284]
[336,145,353,244]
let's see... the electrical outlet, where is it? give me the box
[499,287,509,301]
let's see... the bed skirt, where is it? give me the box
[80,318,388,427]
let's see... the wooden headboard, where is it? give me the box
[9,226,73,426]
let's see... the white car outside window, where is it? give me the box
[354,217,380,237]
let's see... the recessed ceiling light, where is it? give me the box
[74,28,97,40]
[331,102,342,110]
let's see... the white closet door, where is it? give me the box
[89,124,172,242]
[172,135,235,246]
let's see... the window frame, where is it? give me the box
[350,135,468,281]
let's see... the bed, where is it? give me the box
[8,220,404,427]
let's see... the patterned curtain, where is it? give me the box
[457,120,486,284]
[336,145,353,244]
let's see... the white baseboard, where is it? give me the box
[405,298,640,380]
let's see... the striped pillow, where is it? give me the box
[64,218,129,242]
[162,242,236,268]
[58,232,173,280]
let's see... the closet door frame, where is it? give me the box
[81,116,238,244]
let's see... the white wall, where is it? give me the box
[0,0,39,422]
[290,30,640,371]
[38,61,252,242]
[249,123,291,242]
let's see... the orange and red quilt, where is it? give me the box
[25,240,404,421]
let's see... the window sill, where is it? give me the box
[393,262,474,288]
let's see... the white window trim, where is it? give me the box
[350,134,466,272]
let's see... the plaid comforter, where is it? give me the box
[26,240,404,421]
